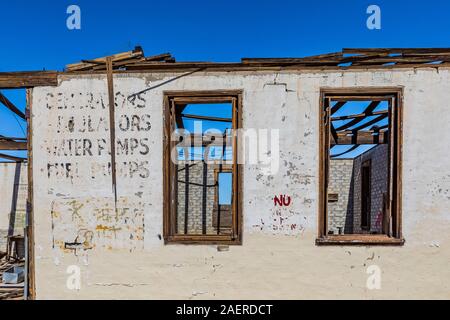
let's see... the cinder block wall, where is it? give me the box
[176,161,216,234]
[353,144,389,233]
[328,159,354,234]
[328,145,388,235]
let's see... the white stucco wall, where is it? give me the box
[31,68,450,299]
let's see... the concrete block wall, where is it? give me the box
[328,159,354,234]
[176,161,216,235]
[353,144,389,234]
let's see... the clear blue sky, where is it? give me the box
[1,0,450,159]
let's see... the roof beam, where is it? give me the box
[0,71,58,88]
[181,114,232,122]
[331,109,387,121]
[331,131,388,145]
[0,140,27,150]
[0,152,26,162]
[334,101,381,131]
[0,91,26,120]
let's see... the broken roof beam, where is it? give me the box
[0,91,26,120]
[0,139,27,150]
[181,114,232,122]
[65,46,145,72]
[241,52,344,64]
[331,110,388,121]
[0,152,26,162]
[332,131,388,145]
[0,71,58,88]
[343,48,450,55]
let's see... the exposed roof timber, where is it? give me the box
[330,101,346,115]
[0,135,26,142]
[331,109,388,121]
[331,145,360,158]
[334,101,381,131]
[0,71,58,88]
[66,46,146,72]
[181,114,232,122]
[332,130,388,145]
[0,152,26,161]
[65,47,176,72]
[0,139,27,150]
[0,91,26,119]
[175,105,187,129]
[350,114,388,132]
[62,47,450,73]
[343,48,450,55]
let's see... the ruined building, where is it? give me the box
[1,47,450,299]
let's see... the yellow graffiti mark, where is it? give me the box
[96,225,121,232]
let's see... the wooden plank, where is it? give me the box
[0,91,26,119]
[343,48,450,55]
[181,113,232,122]
[332,130,388,145]
[106,57,118,205]
[0,140,27,150]
[0,72,57,88]
[334,101,381,131]
[66,46,144,71]
[331,109,387,121]
[316,234,405,246]
[0,153,26,162]
[350,114,388,131]
[26,88,35,300]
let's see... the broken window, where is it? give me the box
[163,91,242,244]
[318,89,404,245]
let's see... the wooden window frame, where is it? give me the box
[317,87,405,246]
[163,90,243,245]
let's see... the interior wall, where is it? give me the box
[30,68,450,299]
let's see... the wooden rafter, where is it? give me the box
[181,114,232,122]
[350,114,388,132]
[331,145,360,158]
[0,71,57,88]
[331,130,388,145]
[0,152,26,162]
[334,101,381,131]
[0,91,26,120]
[0,139,27,150]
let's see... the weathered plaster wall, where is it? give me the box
[31,68,450,299]
[0,162,27,252]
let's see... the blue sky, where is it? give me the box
[1,0,450,160]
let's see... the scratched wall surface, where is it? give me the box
[31,68,450,299]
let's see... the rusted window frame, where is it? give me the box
[163,90,243,245]
[317,87,405,246]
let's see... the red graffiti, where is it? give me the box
[274,195,291,207]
